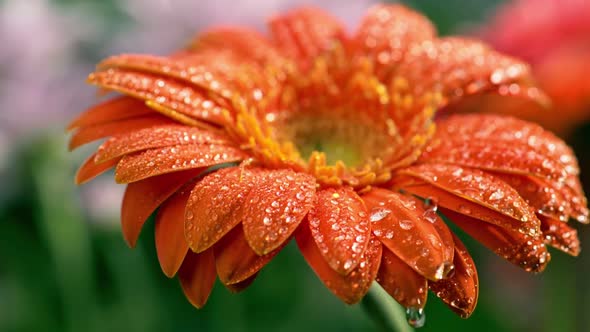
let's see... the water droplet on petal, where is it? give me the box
[399,219,414,230]
[434,261,455,280]
[343,260,353,270]
[370,207,391,222]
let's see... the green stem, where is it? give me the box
[362,284,414,332]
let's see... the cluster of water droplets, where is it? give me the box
[309,189,371,273]
[407,164,540,235]
[92,61,228,123]
[241,170,316,254]
[96,124,230,163]
[184,168,254,251]
[116,143,245,183]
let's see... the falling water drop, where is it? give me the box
[406,307,426,328]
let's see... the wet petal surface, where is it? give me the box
[397,163,541,237]
[297,223,382,304]
[184,167,259,253]
[178,249,217,309]
[308,187,370,274]
[114,144,246,183]
[121,169,204,247]
[214,225,284,285]
[96,124,231,162]
[75,153,119,185]
[377,247,428,309]
[363,188,454,281]
[429,234,479,318]
[242,169,316,255]
[443,209,550,273]
[155,185,192,277]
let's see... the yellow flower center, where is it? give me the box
[227,45,442,189]
[273,109,394,167]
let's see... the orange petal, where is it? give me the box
[269,7,345,63]
[214,225,283,285]
[155,184,192,277]
[296,223,382,304]
[362,188,454,281]
[492,173,571,222]
[443,208,550,272]
[96,54,245,104]
[67,96,154,130]
[224,273,258,293]
[88,68,228,124]
[68,114,173,150]
[178,249,217,309]
[540,216,580,256]
[121,169,203,247]
[561,179,589,224]
[191,27,284,65]
[242,169,316,255]
[95,124,230,163]
[184,167,259,253]
[75,153,119,184]
[396,37,543,106]
[308,187,370,274]
[419,138,566,182]
[429,234,479,319]
[114,144,246,184]
[353,4,435,75]
[433,114,579,177]
[397,163,541,237]
[377,246,428,309]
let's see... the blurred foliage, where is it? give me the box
[0,0,588,331]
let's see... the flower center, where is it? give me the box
[227,48,442,189]
[273,109,394,167]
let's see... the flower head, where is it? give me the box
[69,5,588,322]
[481,0,590,135]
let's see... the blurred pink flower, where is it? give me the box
[480,0,590,136]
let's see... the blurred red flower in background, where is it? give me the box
[69,4,588,323]
[481,0,590,136]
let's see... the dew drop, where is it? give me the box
[422,209,438,223]
[434,261,455,280]
[406,307,426,328]
[186,210,194,220]
[399,219,414,230]
[343,260,353,270]
[370,207,391,222]
[488,190,504,201]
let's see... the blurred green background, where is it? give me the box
[1,0,589,331]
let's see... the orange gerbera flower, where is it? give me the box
[480,0,590,136]
[69,4,588,324]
